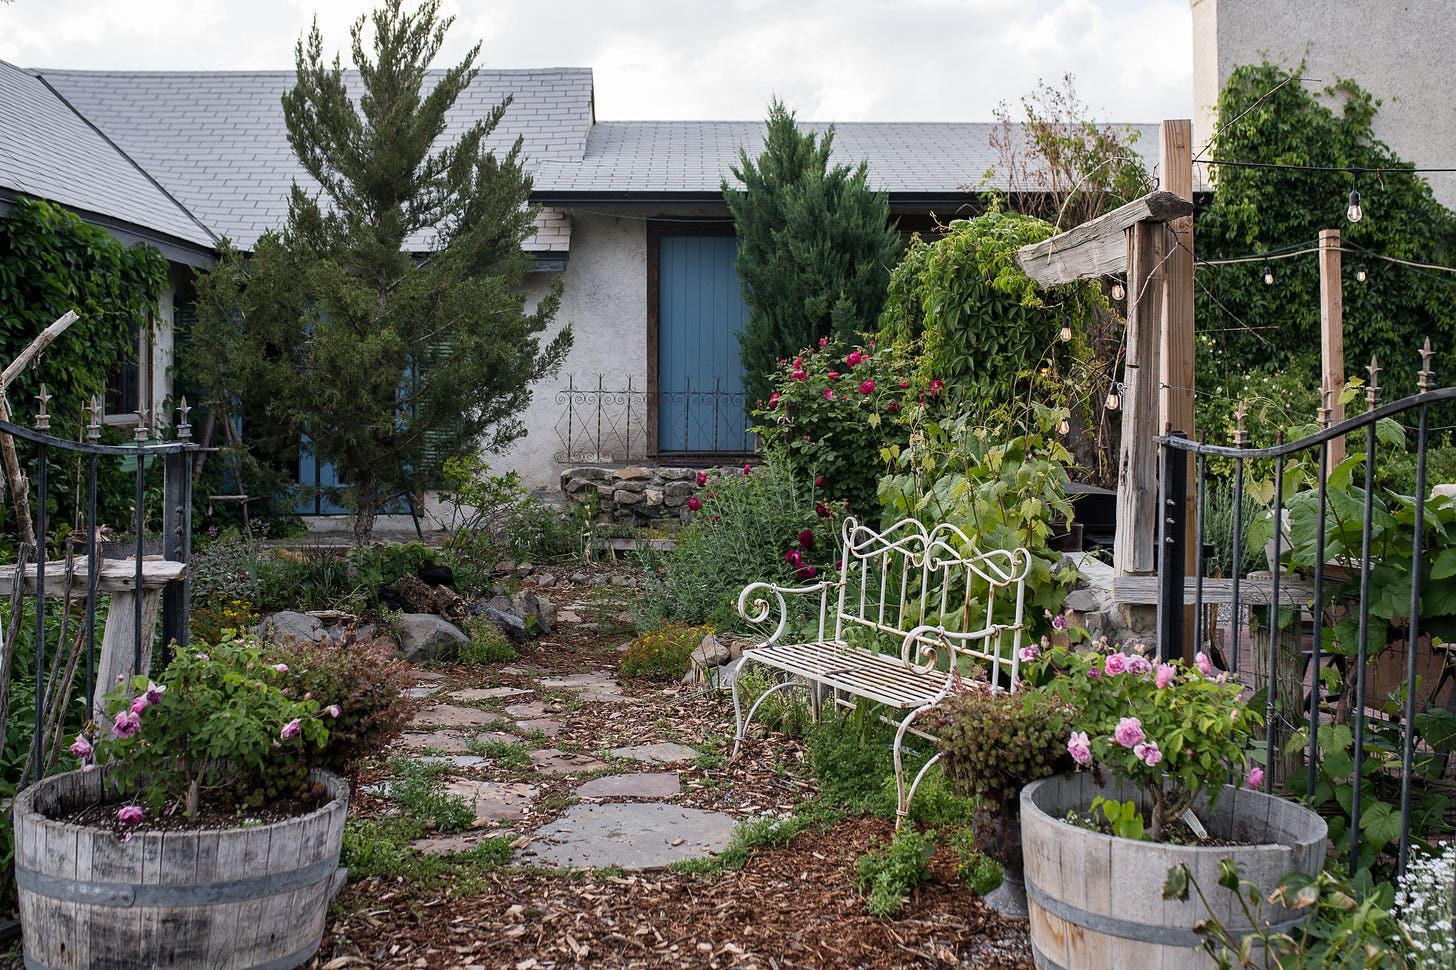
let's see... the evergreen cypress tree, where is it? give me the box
[724,100,901,404]
[192,0,570,541]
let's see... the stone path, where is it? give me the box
[388,664,737,870]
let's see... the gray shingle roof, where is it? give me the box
[35,67,594,250]
[0,60,213,248]
[531,120,1163,196]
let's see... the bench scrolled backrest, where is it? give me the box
[834,517,1032,690]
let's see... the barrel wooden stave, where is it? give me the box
[15,768,348,970]
[1022,774,1327,970]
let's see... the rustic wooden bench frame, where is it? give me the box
[731,517,1031,824]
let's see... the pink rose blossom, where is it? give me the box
[1087,666,1102,679]
[818,337,828,347]
[326,704,342,719]
[117,805,145,826]
[82,763,95,773]
[280,719,301,741]
[1156,663,1176,689]
[743,464,752,475]
[824,389,835,400]
[845,351,862,367]
[304,692,312,700]
[815,476,825,486]
[70,735,93,761]
[194,653,209,661]
[1195,651,1214,676]
[1051,612,1067,630]
[859,379,875,395]
[928,379,944,395]
[130,695,150,715]
[1067,731,1092,765]
[828,371,840,380]
[143,681,165,705]
[768,393,781,408]
[1103,653,1127,676]
[273,663,289,673]
[112,710,141,739]
[1135,741,1163,766]
[1113,717,1145,748]
[1125,655,1153,676]
[1018,644,1040,663]
[687,497,701,512]
[899,381,909,389]
[792,369,807,381]
[1247,767,1264,788]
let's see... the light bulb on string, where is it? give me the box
[1356,262,1368,283]
[1105,383,1121,411]
[1110,280,1125,301]
[1263,263,1274,286]
[1056,417,1070,435]
[1347,188,1363,223]
[1060,316,1072,342]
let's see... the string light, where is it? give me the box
[1110,280,1125,301]
[1356,262,1368,282]
[1057,417,1071,435]
[1105,383,1122,411]
[1347,188,1363,223]
[1263,263,1274,285]
[1059,316,1072,342]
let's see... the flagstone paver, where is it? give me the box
[407,704,503,729]
[515,718,564,737]
[399,729,516,753]
[442,780,537,822]
[402,684,443,699]
[575,771,681,799]
[448,686,532,702]
[527,749,608,775]
[609,741,699,765]
[521,803,735,870]
[538,671,635,702]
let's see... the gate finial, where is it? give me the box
[85,396,102,443]
[34,384,50,432]
[1366,355,1381,406]
[175,397,192,442]
[1318,388,1333,429]
[1418,338,1435,392]
[1232,401,1249,448]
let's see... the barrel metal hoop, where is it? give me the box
[15,856,339,908]
[24,936,323,970]
[1030,939,1070,970]
[1025,877,1306,948]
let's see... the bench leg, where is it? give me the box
[892,703,939,830]
[731,661,811,761]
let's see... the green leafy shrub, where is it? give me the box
[948,828,1003,896]
[459,620,517,665]
[254,545,359,612]
[879,403,1079,638]
[82,634,331,819]
[856,828,936,916]
[807,711,907,818]
[648,457,841,628]
[751,338,919,518]
[732,668,813,739]
[620,622,711,680]
[190,596,261,645]
[264,630,415,776]
[189,529,261,605]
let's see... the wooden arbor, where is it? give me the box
[1014,120,1197,610]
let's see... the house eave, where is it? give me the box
[0,190,216,269]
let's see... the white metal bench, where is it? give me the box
[731,517,1031,824]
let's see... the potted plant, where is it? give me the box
[1018,630,1327,970]
[13,632,375,970]
[928,680,1070,917]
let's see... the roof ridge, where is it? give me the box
[32,71,221,246]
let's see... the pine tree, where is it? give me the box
[724,100,901,404]
[192,0,570,541]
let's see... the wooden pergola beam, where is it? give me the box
[1014,191,1194,285]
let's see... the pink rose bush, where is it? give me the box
[1024,629,1260,841]
[74,633,334,820]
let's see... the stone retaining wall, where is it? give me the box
[559,465,731,526]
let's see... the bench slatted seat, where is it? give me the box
[732,517,1031,824]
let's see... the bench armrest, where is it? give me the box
[737,579,840,646]
[899,623,1021,688]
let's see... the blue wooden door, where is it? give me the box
[657,235,750,453]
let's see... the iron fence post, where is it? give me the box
[1157,432,1188,661]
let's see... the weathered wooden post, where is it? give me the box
[1319,228,1347,467]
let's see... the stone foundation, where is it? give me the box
[560,465,731,526]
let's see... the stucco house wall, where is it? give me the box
[1191,0,1456,207]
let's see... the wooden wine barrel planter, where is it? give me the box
[1021,773,1326,970]
[14,767,349,970]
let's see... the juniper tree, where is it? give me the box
[724,100,901,404]
[192,0,569,541]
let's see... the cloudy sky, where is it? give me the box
[2,0,1193,124]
